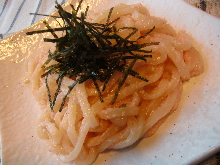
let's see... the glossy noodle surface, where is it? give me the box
[27,3,204,164]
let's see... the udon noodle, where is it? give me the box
[27,3,204,165]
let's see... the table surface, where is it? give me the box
[0,0,219,165]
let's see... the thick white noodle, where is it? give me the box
[29,3,204,165]
[75,82,99,128]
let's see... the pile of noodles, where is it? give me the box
[27,3,204,165]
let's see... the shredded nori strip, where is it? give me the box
[27,0,159,112]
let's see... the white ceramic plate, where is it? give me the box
[0,0,220,164]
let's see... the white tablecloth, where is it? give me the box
[0,0,69,39]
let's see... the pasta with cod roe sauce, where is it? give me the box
[27,2,204,165]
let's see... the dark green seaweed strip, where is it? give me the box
[26,27,70,35]
[110,57,138,104]
[27,0,159,112]
[45,74,54,111]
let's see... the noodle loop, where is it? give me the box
[28,3,204,165]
